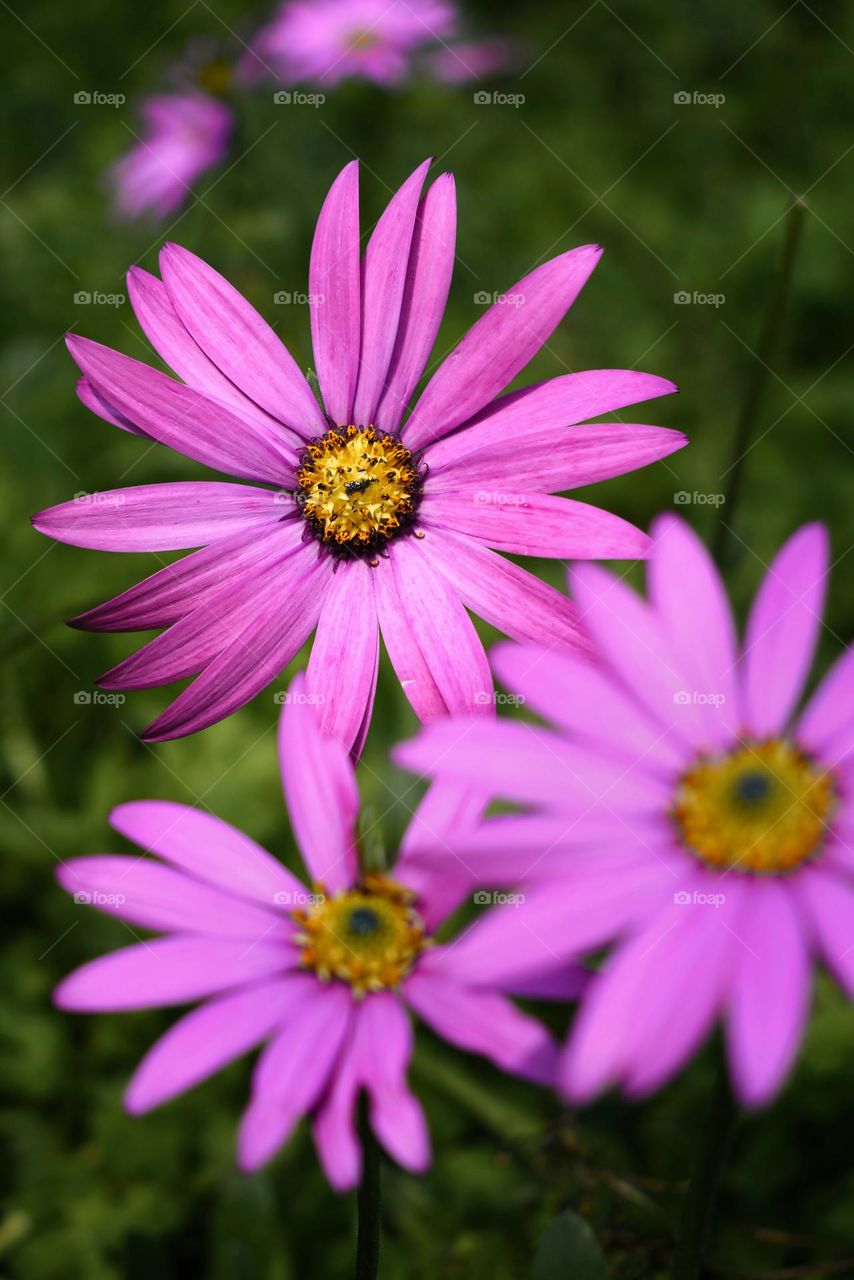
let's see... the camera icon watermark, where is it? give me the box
[73,690,126,707]
[673,490,725,507]
[273,690,326,706]
[273,90,325,107]
[473,890,526,907]
[674,290,725,307]
[74,890,127,906]
[273,889,325,907]
[73,291,125,307]
[673,90,725,108]
[673,690,726,708]
[674,889,726,908]
[473,690,526,707]
[73,90,126,107]
[473,289,526,308]
[273,290,324,305]
[473,90,525,108]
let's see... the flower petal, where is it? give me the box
[421,490,649,559]
[797,865,854,999]
[402,245,603,450]
[352,159,432,427]
[305,562,379,752]
[278,672,359,893]
[160,242,327,438]
[375,172,456,432]
[125,978,297,1113]
[33,482,284,552]
[67,335,295,484]
[797,645,854,765]
[309,160,361,425]
[742,523,829,737]
[77,375,145,435]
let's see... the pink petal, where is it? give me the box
[238,980,354,1171]
[278,672,359,892]
[375,173,456,432]
[110,800,303,905]
[404,970,558,1083]
[421,490,649,559]
[797,645,854,765]
[491,642,687,775]
[422,525,589,651]
[352,159,432,427]
[395,781,487,929]
[402,245,603,450]
[125,978,298,1113]
[305,563,379,752]
[55,936,291,1011]
[67,335,295,485]
[309,160,361,425]
[358,995,429,1173]
[648,515,742,747]
[142,549,330,741]
[373,554,445,722]
[128,266,300,445]
[56,856,292,941]
[726,880,810,1106]
[77,376,144,435]
[33,482,284,552]
[797,865,854,998]
[742,523,829,737]
[159,243,327,439]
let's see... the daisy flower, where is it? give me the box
[396,516,854,1106]
[243,0,457,87]
[53,677,560,1187]
[110,91,232,221]
[33,158,684,746]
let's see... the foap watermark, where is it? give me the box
[273,290,325,306]
[674,690,726,708]
[474,690,526,708]
[673,490,725,507]
[473,289,526,308]
[674,889,726,908]
[673,90,725,108]
[273,889,325,907]
[73,90,126,108]
[273,690,326,706]
[473,90,525,108]
[273,90,325,107]
[73,490,126,507]
[74,890,126,906]
[473,890,526,907]
[74,291,125,307]
[73,691,126,707]
[674,290,725,307]
[474,490,526,507]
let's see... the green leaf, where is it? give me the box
[531,1211,608,1280]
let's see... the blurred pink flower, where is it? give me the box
[244,0,457,86]
[428,37,514,83]
[111,91,232,220]
[35,159,683,746]
[54,679,567,1186]
[398,516,854,1107]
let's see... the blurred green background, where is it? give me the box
[2,0,854,1276]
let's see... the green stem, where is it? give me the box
[671,1063,739,1280]
[713,197,807,565]
[354,1098,382,1280]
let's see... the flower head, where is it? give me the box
[34,158,684,746]
[110,91,232,221]
[397,516,854,1106]
[53,679,560,1186]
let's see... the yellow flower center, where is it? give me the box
[673,739,836,874]
[296,425,422,559]
[293,873,429,996]
[196,60,232,96]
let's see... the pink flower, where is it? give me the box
[428,38,514,84]
[244,0,457,87]
[33,159,684,746]
[110,92,232,221]
[397,516,854,1107]
[53,679,563,1186]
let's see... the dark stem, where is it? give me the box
[671,1062,739,1280]
[354,1097,382,1280]
[713,197,807,565]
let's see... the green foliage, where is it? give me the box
[2,0,854,1276]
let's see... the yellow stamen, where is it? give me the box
[296,425,421,557]
[673,739,836,874]
[293,873,429,996]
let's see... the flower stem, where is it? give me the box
[713,196,807,565]
[670,1061,739,1280]
[354,1098,382,1280]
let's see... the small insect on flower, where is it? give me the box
[53,679,563,1188]
[397,517,854,1109]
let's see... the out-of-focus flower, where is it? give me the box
[397,517,854,1107]
[428,37,514,83]
[110,91,232,220]
[53,679,566,1186]
[243,0,457,86]
[34,158,683,745]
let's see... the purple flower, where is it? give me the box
[110,92,232,221]
[244,0,457,87]
[34,159,684,746]
[397,516,854,1107]
[53,678,563,1186]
